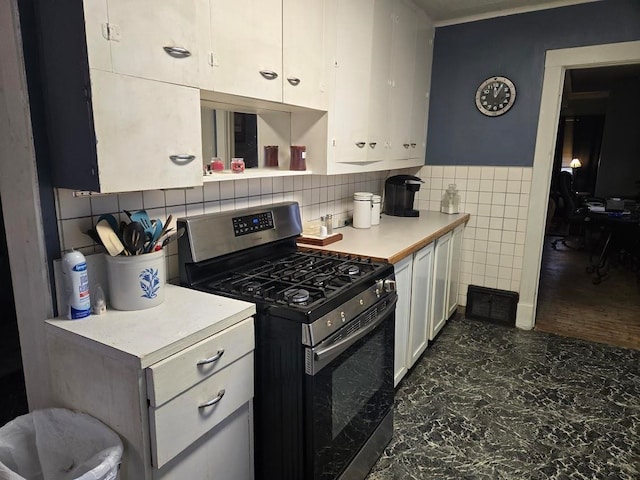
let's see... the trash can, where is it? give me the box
[0,408,123,480]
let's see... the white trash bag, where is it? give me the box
[0,408,123,480]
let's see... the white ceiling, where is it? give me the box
[413,0,599,25]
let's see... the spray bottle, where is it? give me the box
[62,250,91,319]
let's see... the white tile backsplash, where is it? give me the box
[417,164,531,307]
[56,166,531,308]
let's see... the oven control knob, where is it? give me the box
[327,319,333,327]
[359,299,364,306]
[376,279,396,293]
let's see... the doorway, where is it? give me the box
[517,40,640,331]
[0,195,28,426]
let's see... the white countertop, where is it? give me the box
[46,284,255,368]
[300,210,470,264]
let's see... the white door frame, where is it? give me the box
[516,40,640,330]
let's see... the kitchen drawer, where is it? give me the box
[146,317,254,407]
[148,351,254,468]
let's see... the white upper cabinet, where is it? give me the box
[91,71,203,193]
[282,0,327,110]
[321,0,434,174]
[208,0,283,102]
[410,13,435,162]
[387,1,418,162]
[100,0,210,87]
[326,0,375,164]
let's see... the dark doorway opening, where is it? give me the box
[0,195,28,426]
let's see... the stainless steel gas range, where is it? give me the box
[178,202,396,480]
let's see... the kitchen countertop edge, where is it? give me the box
[299,211,470,264]
[46,284,256,369]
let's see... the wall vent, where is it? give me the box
[466,285,518,326]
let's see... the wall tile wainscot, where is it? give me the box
[55,166,532,308]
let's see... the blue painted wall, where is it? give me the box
[425,0,640,167]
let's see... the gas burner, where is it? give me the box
[242,281,263,294]
[285,288,310,304]
[339,264,360,276]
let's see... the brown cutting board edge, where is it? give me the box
[297,233,343,246]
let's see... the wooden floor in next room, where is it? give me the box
[535,234,640,351]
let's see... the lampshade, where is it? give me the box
[570,158,582,168]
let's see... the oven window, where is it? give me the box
[308,308,394,480]
[331,327,385,438]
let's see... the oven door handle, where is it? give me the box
[313,296,397,364]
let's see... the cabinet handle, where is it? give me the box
[198,389,226,409]
[170,154,196,164]
[355,142,366,148]
[196,349,225,366]
[287,77,301,86]
[369,142,377,149]
[403,143,410,149]
[163,46,191,58]
[411,143,417,148]
[259,70,278,80]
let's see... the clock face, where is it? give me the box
[475,76,516,116]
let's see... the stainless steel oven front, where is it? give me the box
[304,293,397,480]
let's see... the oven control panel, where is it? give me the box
[232,211,274,236]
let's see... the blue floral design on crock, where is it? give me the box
[139,267,160,299]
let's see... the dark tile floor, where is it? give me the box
[367,316,640,480]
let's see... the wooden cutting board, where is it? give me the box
[297,233,343,246]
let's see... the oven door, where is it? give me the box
[305,294,397,480]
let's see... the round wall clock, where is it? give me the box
[475,76,516,116]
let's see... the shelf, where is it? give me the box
[202,168,313,182]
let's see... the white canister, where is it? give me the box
[353,192,373,229]
[62,250,91,319]
[371,195,381,225]
[105,249,166,310]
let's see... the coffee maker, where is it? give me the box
[384,175,424,217]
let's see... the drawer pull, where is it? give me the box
[198,389,226,409]
[197,349,225,366]
[163,46,191,58]
[355,142,366,148]
[403,143,410,149]
[169,154,196,164]
[369,142,377,149]
[287,76,301,86]
[259,70,278,80]
[411,143,417,148]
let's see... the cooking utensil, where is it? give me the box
[122,221,146,255]
[95,219,126,256]
[149,215,172,251]
[85,228,103,246]
[97,214,120,237]
[161,227,185,248]
[130,210,157,241]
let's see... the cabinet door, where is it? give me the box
[393,255,413,387]
[447,224,464,318]
[407,242,433,367]
[366,0,393,162]
[409,12,434,162]
[283,0,326,110]
[82,0,111,71]
[328,0,374,164]
[386,1,417,162]
[91,70,203,193]
[209,0,282,102]
[106,0,210,88]
[430,232,451,340]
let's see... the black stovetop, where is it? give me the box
[197,250,391,317]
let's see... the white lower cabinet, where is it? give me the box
[447,224,465,319]
[430,231,452,340]
[407,242,434,366]
[46,316,255,479]
[393,242,433,387]
[393,255,413,387]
